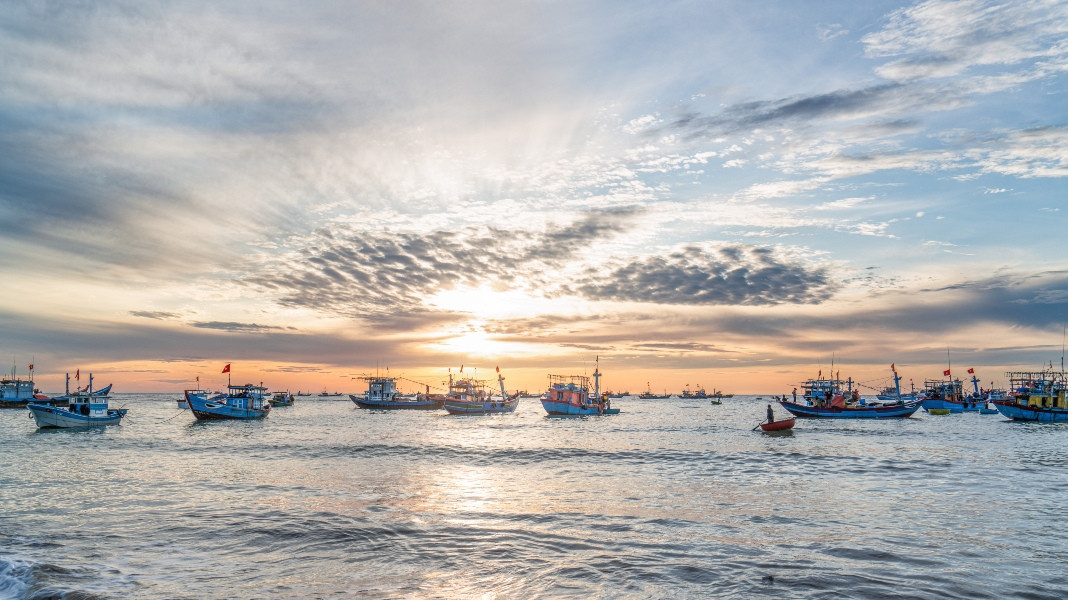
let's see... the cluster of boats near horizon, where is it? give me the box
[3,361,1068,428]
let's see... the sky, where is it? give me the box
[2,0,1067,395]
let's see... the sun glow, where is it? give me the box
[437,324,537,359]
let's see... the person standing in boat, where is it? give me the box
[766,404,775,423]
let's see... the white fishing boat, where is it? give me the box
[27,373,126,428]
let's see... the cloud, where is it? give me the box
[863,0,1068,82]
[191,321,292,333]
[129,310,181,320]
[570,244,834,306]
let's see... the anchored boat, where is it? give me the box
[350,376,443,410]
[993,371,1068,422]
[27,373,126,428]
[541,361,619,416]
[779,375,921,419]
[186,381,271,420]
[442,367,519,415]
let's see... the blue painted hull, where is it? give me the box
[920,398,983,413]
[540,399,619,416]
[778,399,922,419]
[186,392,270,420]
[993,402,1068,422]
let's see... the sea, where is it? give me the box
[1,394,1066,599]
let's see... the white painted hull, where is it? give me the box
[28,404,125,428]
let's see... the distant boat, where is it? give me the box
[442,368,519,415]
[27,373,126,428]
[350,376,444,410]
[779,375,922,419]
[605,390,629,398]
[710,389,733,399]
[271,391,295,406]
[294,391,311,397]
[186,382,271,420]
[541,360,619,416]
[992,370,1068,422]
[875,366,918,402]
[638,382,671,400]
[680,384,712,399]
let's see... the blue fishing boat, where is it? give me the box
[779,376,921,419]
[186,383,271,420]
[875,365,918,402]
[27,373,127,428]
[541,362,619,416]
[271,391,295,406]
[442,368,519,415]
[350,376,444,410]
[993,371,1068,422]
[918,375,988,413]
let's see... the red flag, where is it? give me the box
[495,365,500,373]
[460,364,464,373]
[967,368,975,374]
[29,363,34,371]
[943,369,951,376]
[75,369,80,380]
[890,363,895,372]
[222,363,231,374]
[818,370,822,379]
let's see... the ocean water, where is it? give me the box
[1,394,1066,599]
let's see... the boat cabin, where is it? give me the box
[1007,371,1067,409]
[67,393,111,417]
[921,378,963,402]
[547,374,602,406]
[360,376,399,402]
[225,384,268,410]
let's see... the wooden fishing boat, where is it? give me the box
[779,375,922,419]
[442,368,519,415]
[271,391,295,406]
[759,418,794,432]
[541,360,619,416]
[350,376,443,410]
[27,373,126,428]
[186,381,271,420]
[992,371,1068,422]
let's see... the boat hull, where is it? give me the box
[760,418,795,432]
[920,398,983,413]
[540,399,618,416]
[186,391,270,420]
[350,394,443,410]
[778,399,921,419]
[28,403,125,428]
[443,397,519,415]
[992,402,1068,422]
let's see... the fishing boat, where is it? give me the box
[541,362,619,416]
[992,371,1068,422]
[186,382,271,420]
[350,376,444,410]
[778,376,922,419]
[638,382,671,399]
[0,362,49,408]
[760,418,795,432]
[918,377,985,413]
[711,389,733,399]
[442,367,519,415]
[875,365,918,402]
[271,391,295,406]
[27,373,127,428]
[605,390,629,398]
